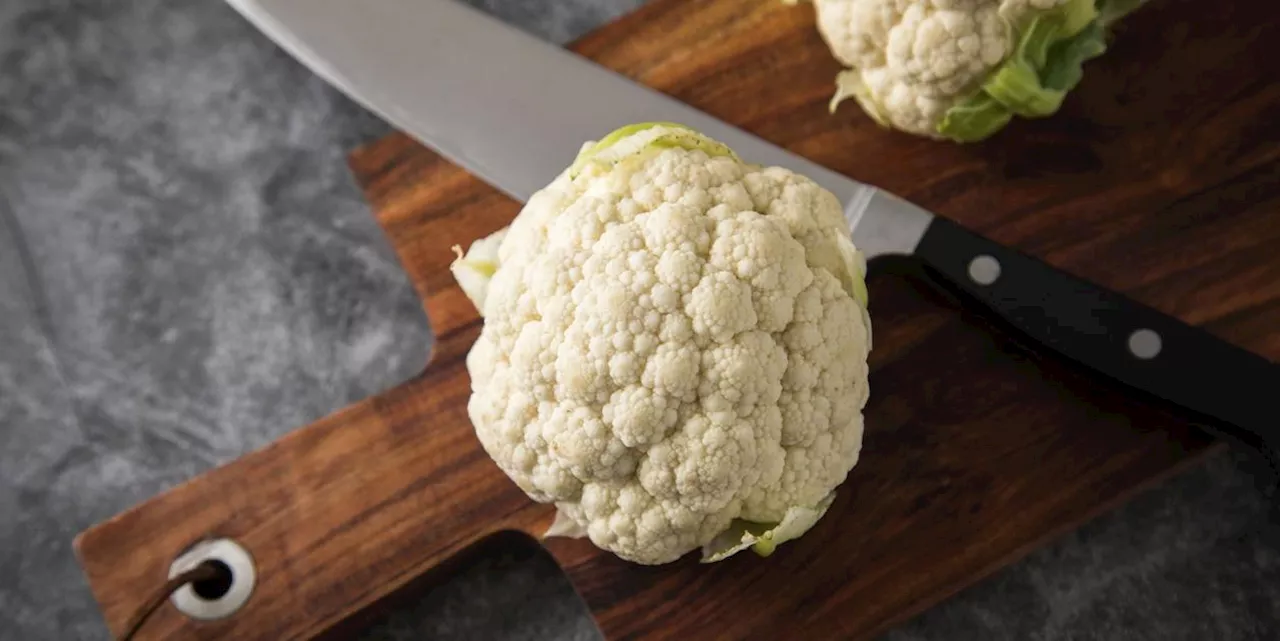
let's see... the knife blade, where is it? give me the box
[226,0,1278,455]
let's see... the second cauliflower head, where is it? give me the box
[451,123,872,565]
[796,0,1149,141]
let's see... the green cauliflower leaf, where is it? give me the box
[700,492,838,562]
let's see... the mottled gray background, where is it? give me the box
[0,1,1276,640]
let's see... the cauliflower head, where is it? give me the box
[793,0,1148,141]
[451,123,872,565]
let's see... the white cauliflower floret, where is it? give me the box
[814,0,1015,135]
[796,0,1147,141]
[454,123,872,565]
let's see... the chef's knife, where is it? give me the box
[226,0,1277,454]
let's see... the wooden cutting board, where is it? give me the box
[75,0,1280,639]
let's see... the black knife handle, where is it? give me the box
[913,215,1279,453]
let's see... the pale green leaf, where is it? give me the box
[543,508,588,539]
[569,122,738,178]
[700,492,838,563]
[449,227,508,314]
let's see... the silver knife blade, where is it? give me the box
[224,0,934,259]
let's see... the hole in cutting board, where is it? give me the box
[327,531,603,641]
[191,560,235,601]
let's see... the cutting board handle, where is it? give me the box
[73,285,552,640]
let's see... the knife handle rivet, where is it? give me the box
[1128,328,1163,360]
[968,255,1001,286]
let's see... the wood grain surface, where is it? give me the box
[75,0,1280,639]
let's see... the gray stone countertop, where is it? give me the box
[1,1,1276,639]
